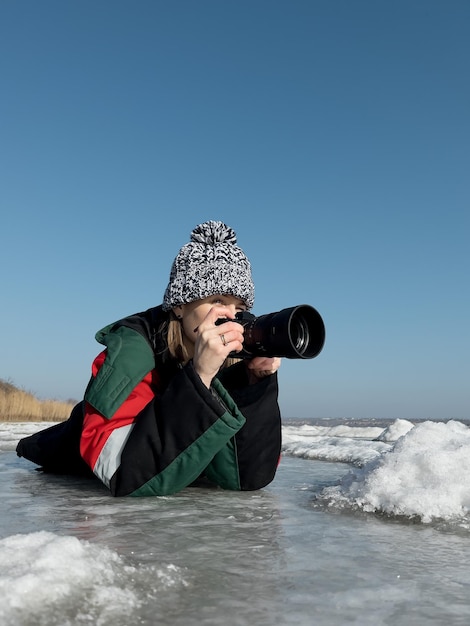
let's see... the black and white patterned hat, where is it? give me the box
[162,221,255,311]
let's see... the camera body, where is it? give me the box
[216,304,325,359]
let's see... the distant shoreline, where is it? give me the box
[0,379,75,422]
[283,416,470,426]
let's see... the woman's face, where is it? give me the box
[173,295,247,352]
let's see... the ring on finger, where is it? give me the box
[220,334,227,346]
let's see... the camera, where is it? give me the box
[216,304,325,359]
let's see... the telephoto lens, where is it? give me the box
[216,305,325,359]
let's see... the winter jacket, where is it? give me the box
[16,306,282,497]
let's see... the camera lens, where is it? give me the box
[227,305,325,359]
[291,313,310,355]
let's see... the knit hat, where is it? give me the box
[162,220,255,311]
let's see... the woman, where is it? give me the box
[17,221,282,496]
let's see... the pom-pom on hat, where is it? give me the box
[162,221,255,311]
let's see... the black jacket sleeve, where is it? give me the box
[215,362,282,490]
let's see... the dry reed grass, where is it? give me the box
[0,379,75,422]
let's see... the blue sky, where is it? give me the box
[1,0,468,420]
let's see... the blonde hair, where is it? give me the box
[167,316,189,362]
[166,312,240,368]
